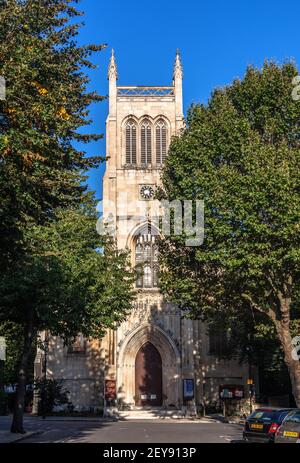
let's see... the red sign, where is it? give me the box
[105,380,117,401]
[219,384,245,400]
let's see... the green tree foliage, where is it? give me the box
[0,322,35,386]
[0,0,105,268]
[0,198,135,432]
[1,199,134,339]
[0,0,135,433]
[159,62,300,406]
[34,378,71,416]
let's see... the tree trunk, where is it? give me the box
[274,297,300,408]
[10,312,34,434]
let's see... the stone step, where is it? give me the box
[118,409,186,420]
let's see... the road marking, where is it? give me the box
[220,435,236,442]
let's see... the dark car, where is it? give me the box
[275,409,300,443]
[243,408,295,443]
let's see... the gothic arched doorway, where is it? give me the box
[135,342,162,406]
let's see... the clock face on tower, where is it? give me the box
[140,185,155,200]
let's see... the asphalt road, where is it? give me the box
[65,421,244,444]
[0,417,244,443]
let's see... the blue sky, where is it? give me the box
[76,0,300,199]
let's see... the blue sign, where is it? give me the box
[183,379,195,399]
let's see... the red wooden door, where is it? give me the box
[135,342,162,406]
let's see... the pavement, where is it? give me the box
[0,415,116,443]
[0,415,244,443]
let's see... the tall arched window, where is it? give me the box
[126,119,137,165]
[135,234,159,288]
[141,119,152,165]
[156,119,167,165]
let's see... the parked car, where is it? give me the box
[275,409,300,443]
[243,408,295,443]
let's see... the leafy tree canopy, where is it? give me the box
[0,0,105,266]
[159,61,300,406]
[0,197,135,339]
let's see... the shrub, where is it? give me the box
[34,378,71,416]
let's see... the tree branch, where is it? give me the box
[241,292,277,323]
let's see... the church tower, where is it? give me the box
[34,51,251,414]
[102,49,187,407]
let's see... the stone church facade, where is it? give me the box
[34,51,251,413]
